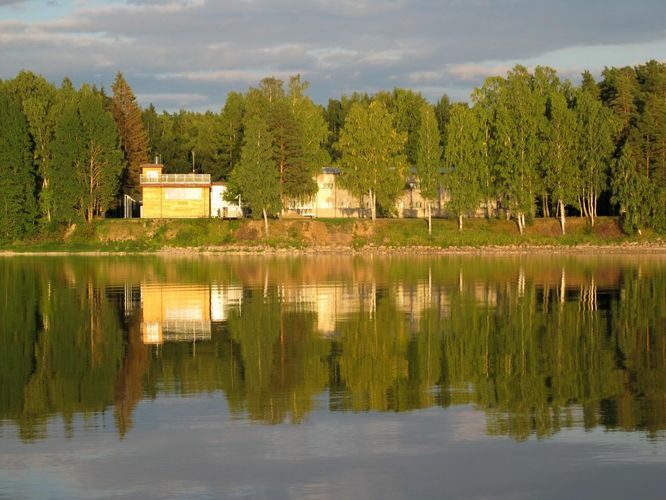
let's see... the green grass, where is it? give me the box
[0,216,662,253]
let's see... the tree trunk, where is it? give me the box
[558,199,566,235]
[458,214,463,231]
[427,201,432,236]
[516,212,524,234]
[262,208,269,237]
[369,189,376,222]
[542,193,550,218]
[589,193,595,227]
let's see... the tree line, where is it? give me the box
[1,61,665,242]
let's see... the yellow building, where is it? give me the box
[140,283,212,344]
[140,164,211,218]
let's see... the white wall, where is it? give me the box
[211,184,243,218]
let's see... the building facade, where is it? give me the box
[140,163,465,219]
[140,164,242,219]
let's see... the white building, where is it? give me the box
[211,183,243,218]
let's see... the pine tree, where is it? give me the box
[434,94,452,153]
[0,89,36,241]
[415,103,442,235]
[111,72,149,197]
[580,70,600,100]
[611,143,653,234]
[269,99,308,202]
[50,90,84,225]
[228,114,281,236]
[243,76,326,207]
[217,92,245,180]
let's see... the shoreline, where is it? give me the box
[2,242,666,257]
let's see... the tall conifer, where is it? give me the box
[0,89,36,241]
[111,72,149,197]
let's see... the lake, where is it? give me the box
[1,254,665,499]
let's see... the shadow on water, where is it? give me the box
[1,254,665,442]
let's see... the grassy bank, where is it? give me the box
[1,216,664,253]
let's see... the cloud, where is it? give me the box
[448,64,513,82]
[157,69,310,84]
[1,0,666,110]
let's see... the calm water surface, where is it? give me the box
[1,255,665,499]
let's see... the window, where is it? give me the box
[164,188,202,200]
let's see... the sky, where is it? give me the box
[1,0,666,112]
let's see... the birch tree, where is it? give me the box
[444,104,483,231]
[337,101,407,221]
[228,114,280,237]
[78,87,124,221]
[574,89,618,227]
[543,91,578,234]
[493,66,542,233]
[415,103,442,235]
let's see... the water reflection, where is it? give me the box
[1,255,664,442]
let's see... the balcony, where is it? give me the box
[140,173,211,185]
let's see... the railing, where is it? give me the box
[140,173,211,185]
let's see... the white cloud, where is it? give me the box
[1,0,666,109]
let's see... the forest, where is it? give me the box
[1,61,665,242]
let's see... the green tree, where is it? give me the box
[444,104,484,230]
[4,71,59,224]
[243,76,326,207]
[217,92,245,180]
[79,87,125,221]
[111,72,149,197]
[580,70,600,100]
[142,103,161,160]
[228,114,281,236]
[269,99,309,203]
[181,111,223,175]
[600,66,638,142]
[288,75,330,182]
[532,66,562,218]
[434,94,452,153]
[50,90,84,225]
[544,91,579,234]
[382,88,428,166]
[415,103,442,235]
[493,66,542,233]
[574,90,618,226]
[611,143,654,234]
[337,101,407,221]
[471,81,502,218]
[0,89,36,241]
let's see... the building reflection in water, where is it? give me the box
[1,256,665,442]
[133,269,594,347]
[139,283,246,344]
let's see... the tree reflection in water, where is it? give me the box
[0,255,664,441]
